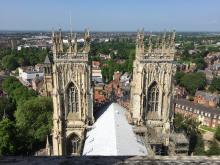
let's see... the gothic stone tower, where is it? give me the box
[52,29,93,156]
[130,29,176,148]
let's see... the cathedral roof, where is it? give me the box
[83,103,148,156]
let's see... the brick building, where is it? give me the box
[175,99,220,128]
[194,91,219,108]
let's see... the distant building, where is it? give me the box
[205,52,220,66]
[194,91,219,108]
[176,62,196,73]
[105,71,122,100]
[18,66,44,85]
[92,61,103,83]
[175,99,220,128]
[198,69,214,83]
[99,53,111,60]
[120,72,130,87]
[174,86,187,99]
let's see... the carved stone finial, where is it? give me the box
[155,35,160,50]
[74,33,77,53]
[148,33,152,53]
[83,28,91,53]
[170,30,176,48]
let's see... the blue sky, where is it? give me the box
[0,0,220,31]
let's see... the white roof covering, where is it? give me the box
[83,103,148,156]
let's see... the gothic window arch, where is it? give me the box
[147,82,159,112]
[67,82,79,113]
[67,134,80,155]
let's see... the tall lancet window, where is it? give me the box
[147,82,159,112]
[67,82,79,113]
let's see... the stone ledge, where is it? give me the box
[1,156,220,165]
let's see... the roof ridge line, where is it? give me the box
[112,103,119,155]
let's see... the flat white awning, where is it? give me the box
[83,103,148,156]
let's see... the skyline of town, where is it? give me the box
[2,1,220,163]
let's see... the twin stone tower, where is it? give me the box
[51,29,176,155]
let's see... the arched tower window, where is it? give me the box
[147,82,159,112]
[67,82,79,113]
[67,134,80,155]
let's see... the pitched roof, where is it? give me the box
[175,99,220,117]
[44,55,51,64]
[83,103,148,156]
[195,91,219,102]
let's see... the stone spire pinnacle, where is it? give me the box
[58,28,63,53]
[52,28,55,38]
[170,30,176,48]
[83,28,90,53]
[166,32,171,48]
[74,33,77,53]
[135,29,176,61]
[148,33,152,53]
[136,29,140,43]
[52,27,90,61]
[46,135,51,156]
[161,31,166,52]
[155,35,160,50]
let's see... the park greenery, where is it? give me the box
[89,39,135,82]
[208,77,220,93]
[178,48,207,70]
[0,33,220,155]
[0,47,50,71]
[175,71,220,96]
[0,77,52,156]
[174,71,206,95]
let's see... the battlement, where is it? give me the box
[52,28,90,62]
[136,29,176,62]
[54,52,88,62]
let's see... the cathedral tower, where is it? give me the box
[52,29,93,155]
[130,30,176,148]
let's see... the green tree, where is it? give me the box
[180,72,206,95]
[193,58,206,70]
[2,77,37,104]
[1,55,19,71]
[12,86,37,104]
[2,77,21,95]
[0,118,17,155]
[173,113,205,155]
[174,71,185,85]
[0,97,16,120]
[207,140,220,155]
[15,97,53,145]
[214,126,220,141]
[209,77,220,93]
[191,132,205,155]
